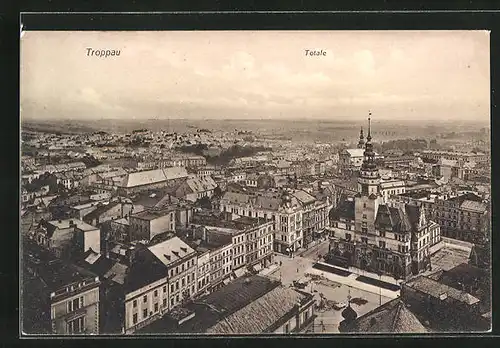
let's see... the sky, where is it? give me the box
[20,30,490,122]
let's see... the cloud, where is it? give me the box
[70,87,125,111]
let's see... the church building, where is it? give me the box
[327,116,441,280]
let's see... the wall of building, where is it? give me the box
[167,255,198,310]
[197,252,211,295]
[124,277,168,334]
[51,285,100,334]
[149,212,176,239]
[82,228,101,254]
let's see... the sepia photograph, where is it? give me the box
[20,29,491,336]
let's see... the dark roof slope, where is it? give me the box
[330,200,355,221]
[84,202,120,221]
[123,249,168,294]
[374,205,412,233]
[352,298,428,333]
[137,275,281,334]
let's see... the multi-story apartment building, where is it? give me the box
[191,214,274,274]
[379,178,406,203]
[219,190,303,255]
[136,155,207,170]
[123,237,197,334]
[196,250,211,296]
[129,208,176,242]
[34,219,101,258]
[292,190,330,248]
[420,150,488,164]
[395,191,490,244]
[207,242,233,292]
[327,120,441,280]
[23,243,101,335]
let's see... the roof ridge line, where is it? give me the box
[391,300,404,332]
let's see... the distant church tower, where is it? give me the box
[355,113,383,234]
[357,127,365,149]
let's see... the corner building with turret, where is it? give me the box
[327,117,441,280]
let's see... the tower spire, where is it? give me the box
[357,126,365,149]
[367,111,372,142]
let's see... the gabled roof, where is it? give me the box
[206,286,311,334]
[352,299,428,333]
[460,200,487,213]
[119,167,188,188]
[221,192,251,205]
[148,236,195,267]
[342,148,365,157]
[405,275,480,306]
[253,195,281,211]
[374,204,417,233]
[84,202,121,221]
[292,190,316,205]
[184,176,217,194]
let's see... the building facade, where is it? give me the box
[327,119,441,280]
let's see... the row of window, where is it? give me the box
[67,296,84,313]
[169,258,196,278]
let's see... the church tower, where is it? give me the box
[357,127,365,149]
[355,113,383,234]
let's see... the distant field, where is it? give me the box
[21,118,489,144]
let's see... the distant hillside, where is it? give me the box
[22,120,98,134]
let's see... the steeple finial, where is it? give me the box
[367,111,372,142]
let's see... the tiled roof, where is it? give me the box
[374,205,416,233]
[104,262,128,285]
[198,275,280,315]
[292,190,316,205]
[185,176,217,194]
[206,286,310,334]
[254,195,281,211]
[405,275,480,305]
[460,200,487,213]
[84,202,121,221]
[148,236,195,267]
[221,192,251,205]
[123,249,169,294]
[343,149,365,157]
[353,299,428,333]
[119,167,188,188]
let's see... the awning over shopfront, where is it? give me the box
[234,267,246,278]
[253,263,262,272]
